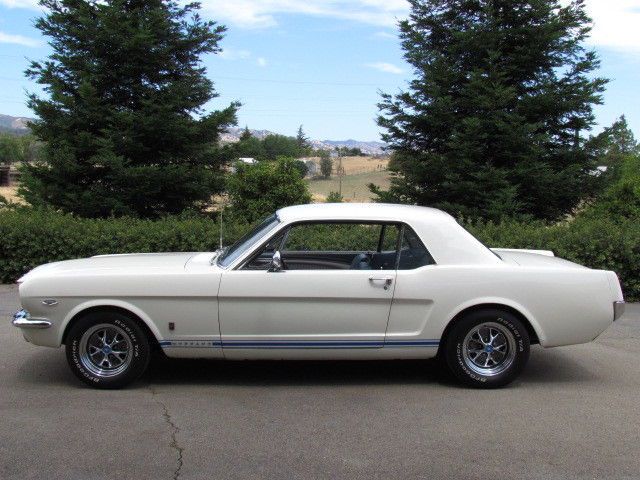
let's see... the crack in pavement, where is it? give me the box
[149,386,184,480]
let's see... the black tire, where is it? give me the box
[444,309,530,388]
[65,310,151,389]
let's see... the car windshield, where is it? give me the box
[217,214,280,268]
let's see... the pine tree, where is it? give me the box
[296,125,310,156]
[20,0,238,218]
[588,116,638,169]
[374,0,607,220]
[240,126,252,141]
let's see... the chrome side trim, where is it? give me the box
[12,310,52,329]
[613,301,626,322]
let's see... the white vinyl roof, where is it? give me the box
[277,203,453,223]
[276,203,502,266]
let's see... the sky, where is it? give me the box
[0,0,639,141]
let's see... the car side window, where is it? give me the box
[284,223,381,252]
[242,222,401,271]
[397,226,435,269]
[242,230,286,270]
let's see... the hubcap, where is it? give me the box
[462,322,516,377]
[79,324,133,378]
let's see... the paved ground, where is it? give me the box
[1,284,639,480]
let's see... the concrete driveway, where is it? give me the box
[1,283,639,480]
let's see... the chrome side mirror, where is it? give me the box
[269,251,283,272]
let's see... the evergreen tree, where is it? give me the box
[587,115,638,169]
[21,0,238,218]
[262,134,300,160]
[240,126,252,141]
[296,125,310,155]
[374,0,607,220]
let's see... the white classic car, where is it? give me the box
[13,203,625,389]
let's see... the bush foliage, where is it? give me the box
[0,208,250,284]
[227,157,312,223]
[1,206,638,300]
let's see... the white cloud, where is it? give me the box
[0,0,39,8]
[581,0,640,51]
[2,0,638,52]
[256,57,267,67]
[365,62,404,74]
[0,31,40,47]
[197,0,408,29]
[202,0,640,52]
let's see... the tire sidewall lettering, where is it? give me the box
[446,311,530,388]
[66,313,150,388]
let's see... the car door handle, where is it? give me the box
[369,276,393,289]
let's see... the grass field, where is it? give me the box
[332,156,388,175]
[0,186,23,204]
[0,155,392,206]
[307,170,391,203]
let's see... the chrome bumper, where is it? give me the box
[12,309,52,329]
[613,301,626,322]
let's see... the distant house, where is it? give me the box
[229,157,257,173]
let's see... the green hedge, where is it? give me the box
[1,208,638,300]
[0,209,250,283]
[467,216,640,301]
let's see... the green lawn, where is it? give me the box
[307,170,391,202]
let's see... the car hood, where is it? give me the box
[19,252,202,282]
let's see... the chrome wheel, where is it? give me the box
[462,322,516,377]
[79,323,133,378]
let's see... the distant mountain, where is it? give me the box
[315,138,387,156]
[223,127,388,156]
[0,114,388,154]
[0,114,32,135]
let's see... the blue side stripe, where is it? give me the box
[160,339,439,349]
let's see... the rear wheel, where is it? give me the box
[444,309,530,388]
[65,311,150,389]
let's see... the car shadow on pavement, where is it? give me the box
[143,345,597,388]
[15,345,598,389]
[145,356,455,387]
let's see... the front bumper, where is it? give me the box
[614,301,626,322]
[12,309,52,329]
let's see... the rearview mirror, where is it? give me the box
[269,251,283,272]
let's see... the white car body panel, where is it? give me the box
[15,204,623,361]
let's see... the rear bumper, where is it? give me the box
[613,301,626,321]
[12,309,52,329]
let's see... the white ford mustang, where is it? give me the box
[13,203,625,389]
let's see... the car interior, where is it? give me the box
[241,222,434,271]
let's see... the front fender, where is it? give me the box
[60,299,163,346]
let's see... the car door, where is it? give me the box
[384,225,440,351]
[217,222,400,358]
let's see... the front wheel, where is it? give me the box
[65,311,150,389]
[444,309,530,388]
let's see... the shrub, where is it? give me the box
[325,191,343,203]
[227,157,312,223]
[319,153,332,178]
[1,206,638,300]
[0,208,249,284]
